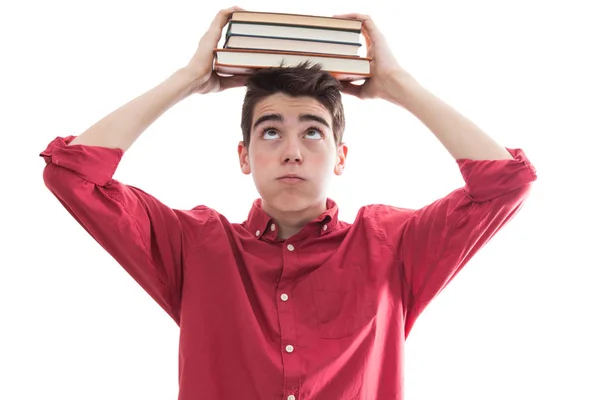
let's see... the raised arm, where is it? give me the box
[69,6,247,151]
[40,6,246,324]
[333,12,513,161]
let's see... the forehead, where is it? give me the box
[253,93,332,124]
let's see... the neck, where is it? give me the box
[261,198,327,240]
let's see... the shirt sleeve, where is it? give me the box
[375,148,537,336]
[40,135,200,324]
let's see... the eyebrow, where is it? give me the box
[252,113,331,130]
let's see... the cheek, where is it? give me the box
[249,150,272,171]
[316,148,338,166]
[303,145,334,164]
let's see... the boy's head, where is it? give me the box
[237,62,348,216]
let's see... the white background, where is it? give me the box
[1,0,599,399]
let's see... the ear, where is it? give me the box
[334,143,348,176]
[238,141,251,175]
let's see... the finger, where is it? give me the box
[340,80,363,98]
[219,74,249,91]
[203,6,246,46]
[210,6,245,31]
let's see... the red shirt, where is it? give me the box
[40,136,536,400]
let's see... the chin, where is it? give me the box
[273,193,312,211]
[264,190,320,213]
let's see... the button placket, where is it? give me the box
[279,241,301,397]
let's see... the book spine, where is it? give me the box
[225,33,361,47]
[229,21,361,33]
[232,11,361,30]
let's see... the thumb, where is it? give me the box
[219,74,249,91]
[340,80,363,98]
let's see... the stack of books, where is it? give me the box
[213,11,372,81]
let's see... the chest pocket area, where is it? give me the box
[309,262,377,339]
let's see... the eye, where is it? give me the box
[261,127,280,140]
[305,127,324,140]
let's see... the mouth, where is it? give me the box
[277,174,305,183]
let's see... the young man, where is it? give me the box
[40,6,536,400]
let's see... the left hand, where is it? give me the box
[332,13,411,101]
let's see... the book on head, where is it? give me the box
[230,11,362,31]
[226,22,362,45]
[213,48,371,81]
[214,11,370,81]
[224,35,362,57]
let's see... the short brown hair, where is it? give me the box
[240,61,345,148]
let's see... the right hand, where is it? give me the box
[184,6,249,95]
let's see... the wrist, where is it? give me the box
[171,67,204,98]
[382,71,420,108]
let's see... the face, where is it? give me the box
[238,93,347,214]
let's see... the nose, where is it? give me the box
[281,137,303,164]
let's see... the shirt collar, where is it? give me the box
[244,197,339,241]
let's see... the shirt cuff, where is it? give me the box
[456,148,537,202]
[39,136,124,186]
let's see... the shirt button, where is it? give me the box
[287,244,295,251]
[287,395,296,400]
[280,293,289,301]
[255,230,260,237]
[323,224,328,231]
[270,223,276,231]
[285,345,294,353]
